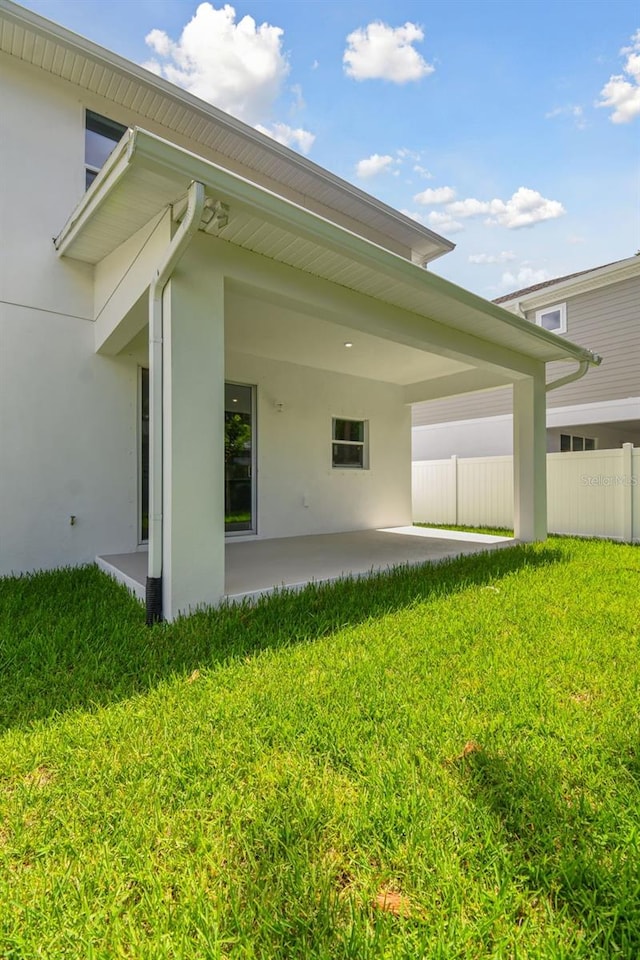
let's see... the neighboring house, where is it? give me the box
[0,1,599,620]
[413,257,640,459]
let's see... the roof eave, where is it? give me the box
[55,128,599,369]
[497,256,640,309]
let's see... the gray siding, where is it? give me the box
[540,275,639,408]
[412,385,511,426]
[412,274,639,427]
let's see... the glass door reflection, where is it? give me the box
[225,383,255,533]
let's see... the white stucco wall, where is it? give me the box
[0,54,93,317]
[0,307,139,576]
[227,353,412,539]
[0,53,142,576]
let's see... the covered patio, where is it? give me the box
[55,128,599,621]
[96,526,515,606]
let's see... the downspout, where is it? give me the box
[146,180,206,625]
[545,355,601,393]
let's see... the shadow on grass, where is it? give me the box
[457,749,639,956]
[0,543,563,733]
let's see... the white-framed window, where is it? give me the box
[332,418,369,469]
[535,302,567,335]
[85,109,127,189]
[560,434,596,452]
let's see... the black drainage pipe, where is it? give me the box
[146,577,163,625]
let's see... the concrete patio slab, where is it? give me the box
[224,526,515,599]
[97,526,515,607]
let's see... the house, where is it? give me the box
[0,0,600,621]
[413,257,640,460]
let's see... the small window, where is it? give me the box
[332,418,368,469]
[535,302,567,335]
[560,433,596,452]
[85,109,127,189]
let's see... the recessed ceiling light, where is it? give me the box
[344,341,353,348]
[232,398,238,403]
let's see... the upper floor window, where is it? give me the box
[535,302,567,335]
[85,110,127,189]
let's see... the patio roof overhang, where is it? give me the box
[55,128,599,378]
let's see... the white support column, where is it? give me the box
[513,370,547,542]
[162,244,225,619]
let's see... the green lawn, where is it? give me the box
[416,522,514,537]
[1,538,639,959]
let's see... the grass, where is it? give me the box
[416,522,514,537]
[0,537,639,959]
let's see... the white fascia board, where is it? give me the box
[56,128,599,369]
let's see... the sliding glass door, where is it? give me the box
[139,373,256,541]
[224,382,256,534]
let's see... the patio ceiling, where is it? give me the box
[123,281,475,386]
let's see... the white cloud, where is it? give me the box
[596,30,640,123]
[255,122,315,154]
[446,197,489,218]
[142,58,162,77]
[396,148,419,160]
[344,21,434,83]
[447,187,565,229]
[414,185,456,204]
[145,28,171,58]
[500,266,551,291]
[356,153,395,177]
[144,2,289,125]
[468,251,516,264]
[402,209,464,234]
[290,83,305,112]
[356,147,434,181]
[545,104,586,129]
[426,211,464,234]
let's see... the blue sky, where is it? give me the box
[22,0,640,296]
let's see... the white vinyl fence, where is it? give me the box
[413,443,639,542]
